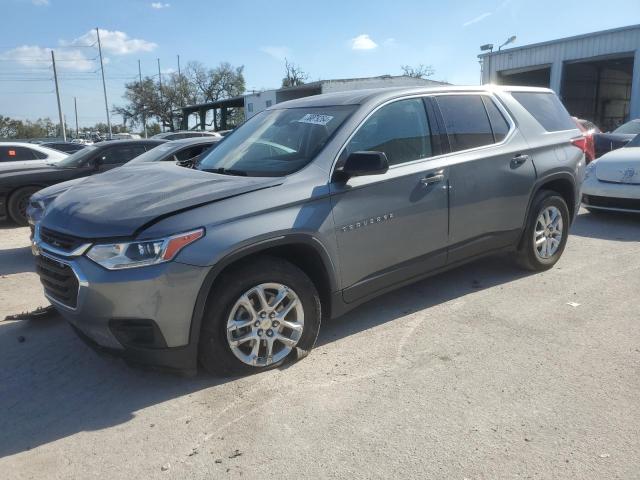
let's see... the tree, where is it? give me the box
[401,64,435,79]
[115,61,245,132]
[281,58,308,87]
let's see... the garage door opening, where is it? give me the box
[498,66,551,88]
[561,55,634,132]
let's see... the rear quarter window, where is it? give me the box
[512,92,576,132]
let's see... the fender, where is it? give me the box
[185,233,339,360]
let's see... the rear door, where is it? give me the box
[435,93,536,263]
[330,97,450,303]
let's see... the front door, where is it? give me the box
[330,97,450,303]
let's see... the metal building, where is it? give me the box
[479,24,640,131]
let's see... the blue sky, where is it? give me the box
[1,0,639,127]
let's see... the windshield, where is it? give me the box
[54,145,98,168]
[613,121,640,135]
[624,134,640,148]
[196,105,355,177]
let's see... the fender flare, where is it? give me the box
[185,233,339,357]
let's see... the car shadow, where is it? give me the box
[571,210,640,242]
[0,246,35,275]
[0,253,531,459]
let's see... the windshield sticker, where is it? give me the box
[298,114,334,126]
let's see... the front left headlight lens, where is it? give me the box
[86,228,204,270]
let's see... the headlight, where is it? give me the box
[86,228,204,270]
[584,161,598,180]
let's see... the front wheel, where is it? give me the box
[516,191,570,271]
[8,186,40,226]
[198,256,321,376]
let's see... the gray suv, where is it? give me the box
[32,86,585,375]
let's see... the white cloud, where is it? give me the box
[0,45,94,72]
[0,29,156,73]
[462,12,492,27]
[64,29,157,55]
[351,34,378,51]
[32,0,49,5]
[150,2,170,8]
[260,45,291,61]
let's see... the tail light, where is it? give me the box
[571,136,594,163]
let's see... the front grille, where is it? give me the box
[36,255,79,308]
[40,227,85,253]
[583,194,640,211]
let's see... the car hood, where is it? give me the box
[32,176,87,201]
[41,163,283,238]
[595,147,640,184]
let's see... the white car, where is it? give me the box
[582,134,640,213]
[0,142,68,171]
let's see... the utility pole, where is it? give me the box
[138,59,147,138]
[96,27,112,139]
[51,50,66,142]
[74,97,79,138]
[177,54,181,76]
[157,57,164,132]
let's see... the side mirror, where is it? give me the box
[334,151,389,181]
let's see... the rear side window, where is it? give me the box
[0,146,40,161]
[346,98,432,166]
[482,97,510,142]
[512,92,576,132]
[436,95,494,151]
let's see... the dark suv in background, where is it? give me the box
[32,86,585,376]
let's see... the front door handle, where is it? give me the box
[511,154,529,167]
[420,170,445,185]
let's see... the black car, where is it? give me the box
[40,141,87,154]
[0,139,165,225]
[594,119,640,158]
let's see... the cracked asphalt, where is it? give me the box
[0,209,639,479]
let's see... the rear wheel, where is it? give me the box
[516,190,570,271]
[8,186,40,226]
[198,256,321,376]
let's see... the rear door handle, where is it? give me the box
[511,154,529,167]
[420,170,445,185]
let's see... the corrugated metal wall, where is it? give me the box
[480,25,640,120]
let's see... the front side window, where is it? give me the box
[436,95,494,152]
[197,105,355,177]
[345,98,432,166]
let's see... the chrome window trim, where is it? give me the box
[330,91,517,177]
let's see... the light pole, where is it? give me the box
[498,35,517,51]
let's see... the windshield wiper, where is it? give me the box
[200,167,248,176]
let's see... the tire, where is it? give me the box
[516,190,570,271]
[8,186,40,226]
[198,256,321,376]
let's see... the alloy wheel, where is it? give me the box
[226,283,304,367]
[534,206,563,259]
